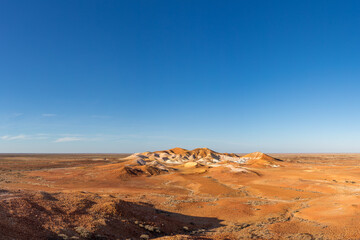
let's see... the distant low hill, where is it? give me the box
[118,148,281,177]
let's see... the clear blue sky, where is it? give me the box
[1,0,360,153]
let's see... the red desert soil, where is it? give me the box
[2,150,360,239]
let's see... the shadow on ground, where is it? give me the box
[0,190,223,240]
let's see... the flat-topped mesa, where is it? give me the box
[160,147,190,156]
[241,152,273,160]
[239,152,282,167]
[125,148,281,168]
[153,147,219,159]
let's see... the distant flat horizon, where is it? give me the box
[1,151,360,155]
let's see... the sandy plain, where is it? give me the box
[1,152,360,239]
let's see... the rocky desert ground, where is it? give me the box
[1,149,360,240]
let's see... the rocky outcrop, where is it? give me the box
[125,148,281,169]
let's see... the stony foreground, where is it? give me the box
[1,152,360,239]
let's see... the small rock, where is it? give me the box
[145,225,155,232]
[57,234,68,240]
[74,226,91,238]
[140,234,149,240]
[237,223,250,229]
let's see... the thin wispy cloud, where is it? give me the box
[1,134,27,140]
[12,113,24,117]
[0,133,167,143]
[42,113,56,117]
[36,133,50,136]
[58,133,83,137]
[55,137,82,143]
[4,113,24,119]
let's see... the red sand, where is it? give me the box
[1,151,360,239]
